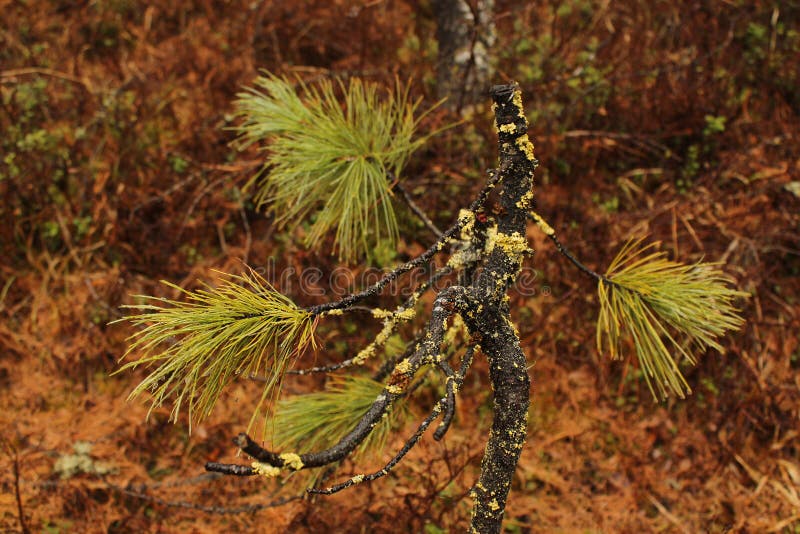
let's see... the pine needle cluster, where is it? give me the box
[597,239,747,400]
[117,268,316,429]
[234,73,437,262]
[273,375,408,459]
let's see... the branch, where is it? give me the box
[207,287,468,477]
[392,180,443,238]
[528,210,617,287]
[294,265,455,375]
[306,171,500,315]
[308,344,476,495]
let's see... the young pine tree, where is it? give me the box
[117,77,746,533]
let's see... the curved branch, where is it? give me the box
[207,287,469,476]
[309,344,477,495]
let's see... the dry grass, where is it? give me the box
[1,1,798,532]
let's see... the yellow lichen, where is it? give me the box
[499,123,517,134]
[515,134,536,162]
[511,89,523,112]
[504,315,520,337]
[353,344,376,364]
[511,89,529,125]
[515,189,534,210]
[351,474,365,484]
[396,307,416,321]
[386,384,404,394]
[279,452,304,470]
[529,210,555,236]
[489,499,500,511]
[447,249,471,269]
[251,462,281,478]
[374,324,393,346]
[485,227,530,258]
[371,308,393,319]
[458,209,476,240]
[395,358,412,374]
[324,309,344,316]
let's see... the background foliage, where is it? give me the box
[1,1,798,532]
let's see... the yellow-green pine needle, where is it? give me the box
[273,375,407,459]
[116,268,316,432]
[233,73,440,262]
[597,238,747,401]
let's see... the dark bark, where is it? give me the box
[459,83,537,533]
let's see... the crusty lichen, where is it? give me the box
[458,209,476,240]
[355,303,418,364]
[371,308,393,319]
[504,315,520,337]
[515,190,534,210]
[279,452,304,470]
[499,123,517,134]
[324,308,344,316]
[447,248,479,269]
[252,462,281,478]
[386,384,404,394]
[373,306,415,321]
[395,358,412,374]
[353,343,376,365]
[485,227,530,259]
[529,210,555,236]
[515,133,536,162]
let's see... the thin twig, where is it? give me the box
[209,287,466,476]
[306,171,499,315]
[528,211,618,288]
[12,450,30,534]
[309,345,475,495]
[393,181,442,237]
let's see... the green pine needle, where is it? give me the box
[234,73,439,262]
[116,268,316,430]
[597,238,747,401]
[273,375,407,459]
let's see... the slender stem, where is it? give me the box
[528,210,622,290]
[12,451,29,534]
[393,180,443,237]
[309,345,476,495]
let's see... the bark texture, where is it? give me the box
[462,83,537,533]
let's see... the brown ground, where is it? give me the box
[1,1,799,533]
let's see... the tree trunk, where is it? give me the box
[433,0,495,113]
[460,83,537,532]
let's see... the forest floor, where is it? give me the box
[1,1,799,533]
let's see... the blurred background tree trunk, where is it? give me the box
[433,0,496,114]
